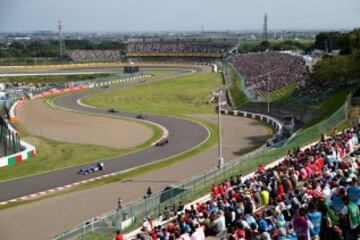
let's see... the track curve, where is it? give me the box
[0,67,210,202]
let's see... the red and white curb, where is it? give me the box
[0,172,118,206]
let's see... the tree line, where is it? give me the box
[0,40,126,58]
[311,28,360,84]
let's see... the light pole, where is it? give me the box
[217,90,224,169]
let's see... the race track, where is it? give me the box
[0,65,210,202]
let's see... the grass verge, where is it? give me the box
[82,72,223,115]
[306,87,352,127]
[263,83,297,102]
[227,66,250,108]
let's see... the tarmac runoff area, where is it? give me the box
[0,114,269,240]
[17,99,153,148]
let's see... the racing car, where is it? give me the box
[77,162,104,175]
[108,108,119,113]
[136,114,146,120]
[155,138,169,146]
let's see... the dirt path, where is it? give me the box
[0,114,269,240]
[17,99,153,148]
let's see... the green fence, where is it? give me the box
[53,94,352,240]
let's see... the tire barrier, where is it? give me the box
[220,108,283,131]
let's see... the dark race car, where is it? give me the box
[136,114,146,120]
[155,138,169,147]
[108,108,119,113]
[78,162,104,175]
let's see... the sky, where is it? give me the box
[0,0,359,32]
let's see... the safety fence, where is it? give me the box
[0,117,22,156]
[53,92,352,240]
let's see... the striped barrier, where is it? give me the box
[9,99,25,122]
[0,141,36,168]
[220,109,283,131]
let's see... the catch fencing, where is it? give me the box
[53,93,352,240]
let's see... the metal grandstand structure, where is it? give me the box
[263,13,268,42]
[57,19,67,59]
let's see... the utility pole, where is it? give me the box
[57,19,65,59]
[263,13,268,42]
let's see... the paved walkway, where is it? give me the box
[0,115,269,240]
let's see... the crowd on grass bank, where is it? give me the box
[120,125,360,240]
[233,52,308,99]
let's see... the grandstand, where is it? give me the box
[232,52,308,100]
[68,50,122,62]
[126,38,237,60]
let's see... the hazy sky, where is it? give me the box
[0,0,359,32]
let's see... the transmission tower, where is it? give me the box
[57,19,66,59]
[263,13,268,42]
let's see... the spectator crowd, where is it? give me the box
[68,50,122,62]
[126,40,235,56]
[233,52,308,99]
[132,125,360,240]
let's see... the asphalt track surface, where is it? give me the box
[0,66,210,202]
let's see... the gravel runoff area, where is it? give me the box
[17,99,153,148]
[0,114,269,240]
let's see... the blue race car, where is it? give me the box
[78,162,104,175]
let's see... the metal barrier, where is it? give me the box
[53,93,352,240]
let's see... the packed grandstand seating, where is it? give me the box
[233,52,308,99]
[68,50,122,62]
[126,40,235,57]
[134,126,360,240]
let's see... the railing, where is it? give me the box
[53,94,352,240]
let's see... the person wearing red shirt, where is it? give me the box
[212,184,219,197]
[115,230,123,240]
[218,184,224,195]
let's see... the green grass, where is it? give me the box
[0,116,163,182]
[263,83,297,102]
[227,66,250,108]
[82,72,223,115]
[306,87,352,127]
[0,73,115,83]
[144,70,178,77]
